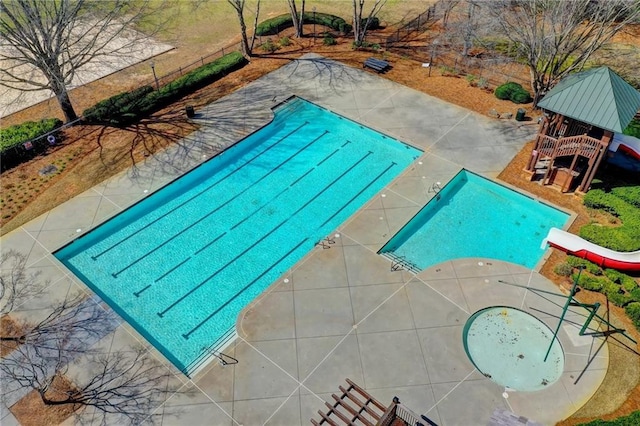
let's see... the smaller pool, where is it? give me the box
[378,170,570,270]
[463,306,564,392]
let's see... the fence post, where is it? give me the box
[222,47,225,56]
[201,56,204,66]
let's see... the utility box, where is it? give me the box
[515,108,526,121]
[186,105,195,118]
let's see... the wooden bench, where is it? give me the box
[363,57,390,73]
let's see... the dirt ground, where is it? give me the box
[10,375,80,426]
[2,26,639,425]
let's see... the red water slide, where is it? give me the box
[542,228,640,273]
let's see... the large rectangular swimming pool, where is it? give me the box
[55,98,422,374]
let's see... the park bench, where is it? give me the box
[363,57,390,73]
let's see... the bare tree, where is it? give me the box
[0,0,166,123]
[287,0,306,38]
[484,0,640,106]
[227,0,261,58]
[441,0,461,30]
[352,0,387,46]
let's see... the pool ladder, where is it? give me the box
[429,182,442,193]
[316,236,336,249]
[213,351,238,366]
[382,252,421,274]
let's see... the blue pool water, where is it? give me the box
[55,98,421,374]
[379,170,569,270]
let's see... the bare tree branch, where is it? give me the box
[352,0,387,45]
[227,0,261,58]
[287,0,306,38]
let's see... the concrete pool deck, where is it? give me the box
[1,54,609,425]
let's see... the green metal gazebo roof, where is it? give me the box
[537,67,640,133]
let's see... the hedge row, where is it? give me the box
[494,81,532,104]
[83,52,248,126]
[83,86,154,126]
[0,118,62,153]
[623,118,640,139]
[256,12,353,36]
[581,188,640,252]
[577,409,640,425]
[562,254,640,331]
[573,272,636,307]
[0,118,63,170]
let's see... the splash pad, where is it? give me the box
[463,306,564,392]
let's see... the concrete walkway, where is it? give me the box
[1,54,608,426]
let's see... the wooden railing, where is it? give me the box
[377,396,435,426]
[557,135,602,159]
[536,134,602,159]
[535,134,558,158]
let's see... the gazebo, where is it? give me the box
[524,67,640,193]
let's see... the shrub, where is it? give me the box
[624,303,640,331]
[311,12,352,34]
[0,118,63,170]
[574,273,605,292]
[255,14,292,36]
[352,40,380,50]
[256,12,352,36]
[260,38,279,53]
[611,186,640,209]
[494,82,522,100]
[82,52,248,126]
[279,36,291,47]
[601,280,632,307]
[494,81,532,104]
[477,77,489,90]
[623,118,640,138]
[553,262,573,276]
[511,89,532,104]
[360,17,381,30]
[0,118,63,153]
[323,33,337,46]
[581,189,640,252]
[439,65,457,77]
[566,256,602,275]
[604,269,639,293]
[577,409,640,425]
[465,74,478,86]
[83,85,154,125]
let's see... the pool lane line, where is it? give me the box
[319,161,397,229]
[181,237,309,340]
[316,143,348,168]
[152,135,356,284]
[156,151,374,318]
[112,129,329,278]
[92,121,311,261]
[137,131,349,289]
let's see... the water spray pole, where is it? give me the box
[544,266,583,362]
